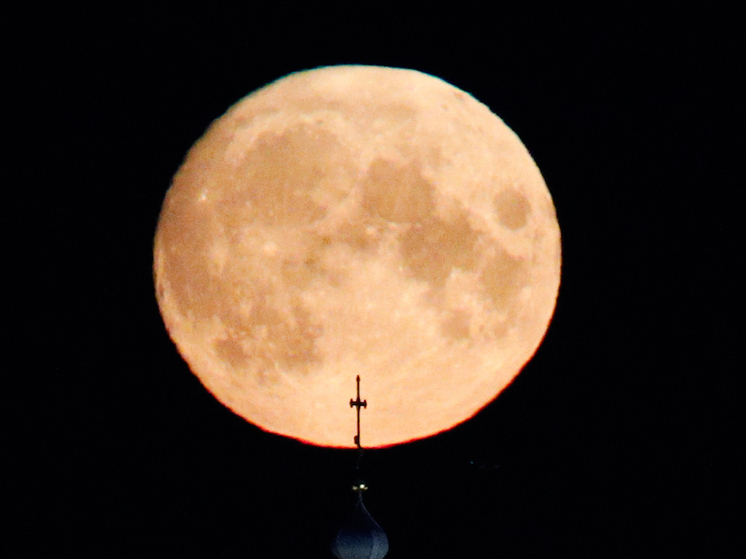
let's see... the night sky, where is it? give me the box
[11,6,739,557]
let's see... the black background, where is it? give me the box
[9,5,740,557]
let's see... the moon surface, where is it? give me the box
[153,65,561,448]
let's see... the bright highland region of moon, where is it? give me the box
[153,65,561,448]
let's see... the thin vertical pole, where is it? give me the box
[349,375,367,474]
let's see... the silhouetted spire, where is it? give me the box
[331,376,389,559]
[350,375,367,448]
[350,374,366,475]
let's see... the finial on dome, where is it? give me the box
[331,376,389,559]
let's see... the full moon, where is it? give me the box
[154,65,561,448]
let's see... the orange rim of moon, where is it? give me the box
[154,65,561,448]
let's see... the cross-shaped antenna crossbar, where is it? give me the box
[350,375,367,449]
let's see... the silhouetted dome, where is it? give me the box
[331,493,389,559]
